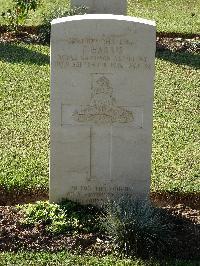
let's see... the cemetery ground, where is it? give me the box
[0,0,199,33]
[0,1,200,266]
[0,42,199,265]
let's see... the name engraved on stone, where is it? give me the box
[54,36,152,71]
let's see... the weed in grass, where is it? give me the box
[101,196,176,259]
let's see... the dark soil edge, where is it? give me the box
[0,187,48,206]
[150,192,200,209]
[0,187,200,209]
[0,196,199,258]
[0,25,200,38]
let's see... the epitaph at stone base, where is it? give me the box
[71,0,127,15]
[50,15,156,205]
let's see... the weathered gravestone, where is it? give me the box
[71,0,127,15]
[50,14,156,204]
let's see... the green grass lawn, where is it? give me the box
[128,0,200,34]
[152,51,200,192]
[0,252,198,266]
[0,43,199,193]
[0,43,50,191]
[0,0,200,33]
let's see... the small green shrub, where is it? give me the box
[19,201,69,234]
[101,196,176,259]
[38,5,87,43]
[19,200,100,234]
[1,0,41,31]
[60,199,101,233]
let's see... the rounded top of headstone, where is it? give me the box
[51,14,156,27]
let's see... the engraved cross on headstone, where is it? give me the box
[62,74,143,182]
[89,126,112,181]
[71,74,135,181]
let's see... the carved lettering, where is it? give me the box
[54,36,152,71]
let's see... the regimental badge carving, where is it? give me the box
[72,75,134,124]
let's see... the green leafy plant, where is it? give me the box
[2,0,41,31]
[18,200,100,234]
[38,5,87,43]
[19,201,69,234]
[101,196,176,259]
[60,199,101,233]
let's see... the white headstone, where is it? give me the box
[50,15,156,205]
[71,0,127,15]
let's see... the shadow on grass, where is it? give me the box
[0,43,49,65]
[156,50,200,69]
[1,43,199,69]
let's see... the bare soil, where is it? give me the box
[0,26,199,54]
[0,191,199,259]
[0,188,48,206]
[156,36,199,53]
[0,206,112,255]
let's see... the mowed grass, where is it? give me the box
[0,0,200,33]
[0,43,199,193]
[0,43,49,191]
[0,252,199,266]
[152,51,200,192]
[128,0,200,34]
